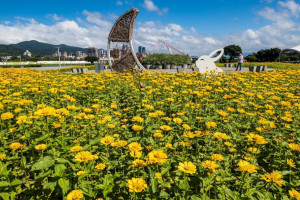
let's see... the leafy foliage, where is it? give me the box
[142,54,191,65]
[224,45,242,62]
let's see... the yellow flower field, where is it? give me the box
[0,68,299,199]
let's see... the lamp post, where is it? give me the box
[20,55,22,66]
[56,47,61,68]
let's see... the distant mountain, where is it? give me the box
[0,45,24,56]
[0,40,88,56]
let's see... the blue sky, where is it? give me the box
[0,0,300,55]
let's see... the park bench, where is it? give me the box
[249,66,267,72]
[72,68,88,74]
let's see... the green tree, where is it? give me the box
[224,45,242,62]
[245,54,258,62]
[256,48,280,62]
[84,56,99,64]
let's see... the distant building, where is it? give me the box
[97,49,107,58]
[23,50,31,57]
[76,51,83,57]
[87,47,98,57]
[63,51,68,57]
[53,51,61,57]
[138,46,146,54]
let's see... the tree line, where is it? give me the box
[219,45,299,63]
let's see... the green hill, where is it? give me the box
[0,40,88,56]
[0,45,23,56]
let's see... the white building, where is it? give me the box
[23,50,32,57]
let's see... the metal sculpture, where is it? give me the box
[277,45,300,61]
[196,49,224,73]
[107,8,145,72]
[158,39,173,55]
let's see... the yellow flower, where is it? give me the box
[100,136,114,145]
[111,140,128,148]
[224,142,232,146]
[238,160,258,173]
[0,153,6,160]
[212,154,223,161]
[261,171,284,187]
[130,151,142,158]
[216,110,228,117]
[160,125,172,131]
[178,161,197,174]
[34,107,56,116]
[128,142,142,152]
[95,163,106,170]
[75,151,98,162]
[146,150,167,164]
[132,159,147,168]
[287,159,296,168]
[206,121,217,128]
[213,132,230,141]
[67,190,84,200]
[132,125,143,131]
[182,124,191,130]
[246,133,268,145]
[126,178,147,193]
[35,144,47,150]
[77,171,86,176]
[132,116,144,123]
[248,147,260,154]
[155,172,162,179]
[70,146,83,152]
[52,121,61,128]
[49,88,58,94]
[107,124,116,129]
[9,142,21,150]
[173,118,183,124]
[202,160,218,172]
[153,132,164,138]
[16,115,28,124]
[289,143,300,151]
[289,190,300,200]
[1,112,14,120]
[165,143,172,148]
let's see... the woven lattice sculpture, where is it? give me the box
[107,8,145,72]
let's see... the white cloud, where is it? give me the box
[278,0,300,17]
[143,0,159,11]
[15,17,37,24]
[0,0,300,56]
[82,10,112,27]
[46,14,64,21]
[116,1,123,5]
[143,0,168,15]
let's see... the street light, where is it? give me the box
[56,47,61,68]
[19,55,21,66]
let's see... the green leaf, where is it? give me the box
[58,178,69,195]
[32,156,55,171]
[151,178,157,193]
[54,164,66,177]
[191,195,202,200]
[0,181,10,187]
[178,179,190,191]
[0,193,10,200]
[44,181,57,189]
[35,134,49,142]
[10,179,22,187]
[128,137,141,143]
[159,191,169,199]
